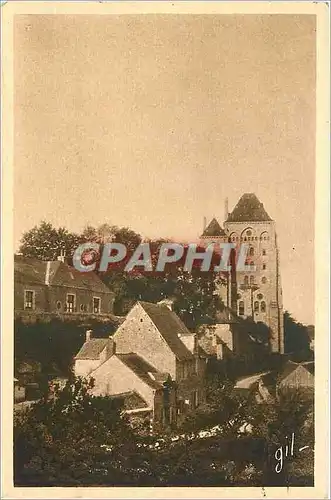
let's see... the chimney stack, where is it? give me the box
[224,198,229,222]
[85,330,92,342]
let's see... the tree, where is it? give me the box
[19,221,80,261]
[284,311,311,361]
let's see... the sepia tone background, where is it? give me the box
[14,14,316,324]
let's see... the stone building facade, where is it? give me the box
[201,193,284,354]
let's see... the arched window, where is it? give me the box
[261,301,266,313]
[257,293,263,300]
[244,276,249,285]
[239,301,245,316]
[262,264,266,270]
[254,301,259,312]
[250,276,255,285]
[261,276,267,284]
[249,247,254,256]
[262,249,266,256]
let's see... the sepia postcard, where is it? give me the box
[1,1,330,498]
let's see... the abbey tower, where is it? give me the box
[201,193,284,354]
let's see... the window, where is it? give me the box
[262,249,266,256]
[250,261,255,269]
[261,277,267,284]
[239,301,245,316]
[24,290,35,310]
[254,301,259,312]
[93,297,101,314]
[246,230,252,237]
[257,293,263,300]
[249,247,254,256]
[56,301,62,310]
[80,304,87,312]
[66,294,76,313]
[262,264,266,270]
[249,276,255,285]
[244,276,249,285]
[261,301,266,313]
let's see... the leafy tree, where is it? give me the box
[19,221,80,261]
[284,311,311,361]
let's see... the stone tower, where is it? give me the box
[201,193,284,354]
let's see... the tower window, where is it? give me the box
[250,276,255,285]
[244,276,249,285]
[249,247,254,256]
[250,261,255,269]
[262,249,266,256]
[261,301,266,313]
[254,301,259,312]
[239,301,245,316]
[261,277,267,284]
[262,264,266,270]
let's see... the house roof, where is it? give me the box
[116,353,167,389]
[14,256,112,294]
[278,360,315,383]
[75,338,108,360]
[215,307,243,324]
[226,193,272,222]
[138,301,194,361]
[201,218,226,237]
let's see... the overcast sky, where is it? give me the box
[14,14,315,324]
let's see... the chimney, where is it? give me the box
[85,330,92,342]
[57,248,66,263]
[224,198,229,222]
[203,216,207,233]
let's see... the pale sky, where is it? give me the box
[14,14,316,324]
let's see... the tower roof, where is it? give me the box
[226,193,272,222]
[201,218,226,237]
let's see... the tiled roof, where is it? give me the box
[14,256,112,294]
[139,301,194,361]
[226,193,272,222]
[75,338,108,360]
[201,218,226,237]
[116,353,166,389]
